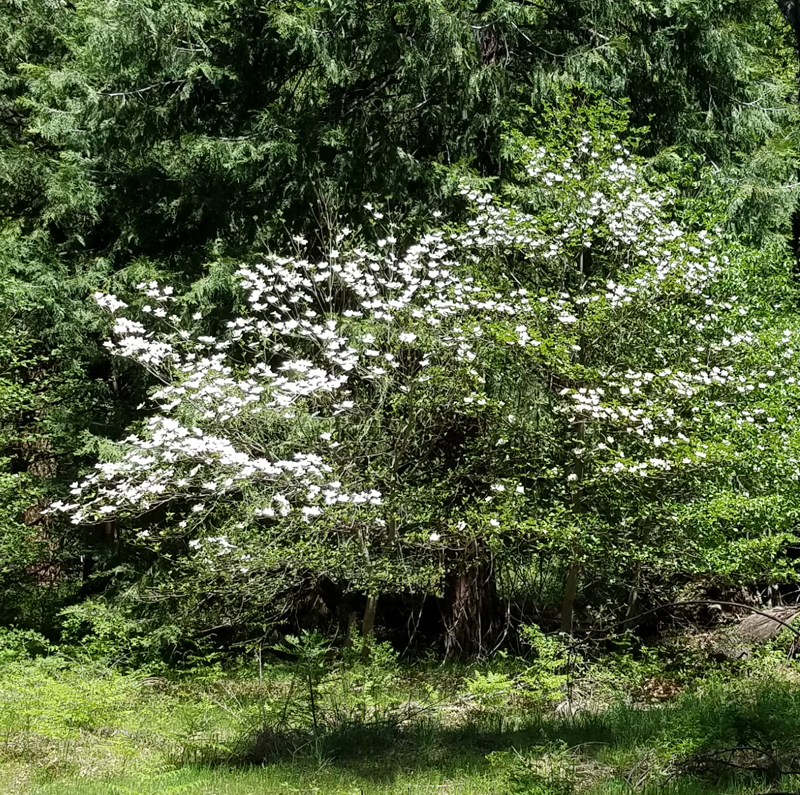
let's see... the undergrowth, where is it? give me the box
[2,628,800,794]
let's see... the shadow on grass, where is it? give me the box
[216,675,800,792]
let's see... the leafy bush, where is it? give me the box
[59,599,181,670]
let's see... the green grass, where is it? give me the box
[4,650,800,794]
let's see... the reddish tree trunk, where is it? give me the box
[444,546,499,658]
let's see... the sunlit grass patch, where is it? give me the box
[30,766,504,795]
[4,651,800,794]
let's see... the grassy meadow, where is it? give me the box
[3,634,800,795]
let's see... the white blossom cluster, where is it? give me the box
[52,132,800,546]
[50,415,382,526]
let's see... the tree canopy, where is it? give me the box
[4,0,800,658]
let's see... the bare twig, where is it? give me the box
[99,79,185,98]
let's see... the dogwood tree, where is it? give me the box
[53,109,800,654]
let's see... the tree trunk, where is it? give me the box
[444,543,499,658]
[776,1,800,78]
[560,560,580,634]
[360,593,379,661]
[559,246,591,635]
[775,2,800,278]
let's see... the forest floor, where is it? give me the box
[3,643,800,795]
